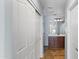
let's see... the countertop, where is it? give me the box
[48,34,65,36]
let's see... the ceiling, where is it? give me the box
[40,0,66,9]
[40,0,66,20]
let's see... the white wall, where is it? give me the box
[0,0,5,59]
[5,0,14,59]
[43,16,49,46]
[40,16,44,58]
[0,0,14,59]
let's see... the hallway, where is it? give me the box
[0,0,78,59]
[41,48,64,59]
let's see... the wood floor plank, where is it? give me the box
[41,48,64,59]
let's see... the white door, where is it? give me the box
[70,4,78,59]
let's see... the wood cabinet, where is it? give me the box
[48,36,65,48]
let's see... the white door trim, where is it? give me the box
[68,0,78,10]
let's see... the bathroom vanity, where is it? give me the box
[48,17,65,49]
[48,35,65,48]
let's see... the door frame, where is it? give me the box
[66,0,78,59]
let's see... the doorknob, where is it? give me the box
[75,48,78,52]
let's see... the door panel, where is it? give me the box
[48,36,55,48]
[55,37,64,48]
[70,4,78,59]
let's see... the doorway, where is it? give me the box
[42,19,65,59]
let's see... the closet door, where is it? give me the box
[70,4,78,59]
[13,0,41,59]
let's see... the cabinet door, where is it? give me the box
[48,36,64,48]
[48,37,55,48]
[55,37,64,48]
